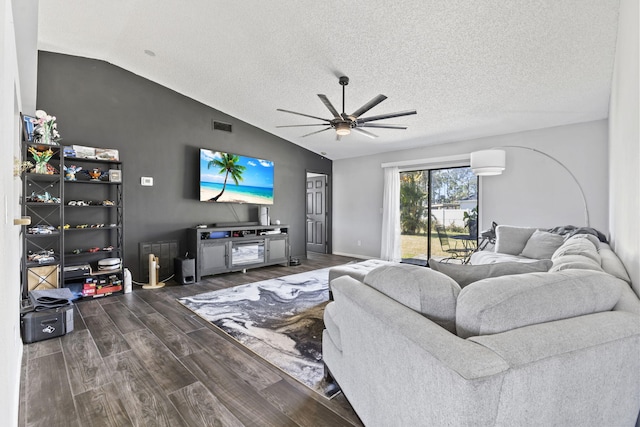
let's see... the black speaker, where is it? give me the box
[174,257,196,285]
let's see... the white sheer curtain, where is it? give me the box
[380,166,401,261]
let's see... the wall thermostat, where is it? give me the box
[141,177,154,186]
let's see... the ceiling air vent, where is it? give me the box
[212,120,232,133]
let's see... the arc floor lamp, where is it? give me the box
[470,147,590,227]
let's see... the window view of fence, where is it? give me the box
[400,167,478,262]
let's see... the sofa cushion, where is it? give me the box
[494,226,538,255]
[549,255,604,273]
[599,243,632,284]
[520,230,565,259]
[549,235,604,273]
[328,259,394,284]
[364,264,460,333]
[470,251,542,265]
[429,259,552,288]
[551,234,601,264]
[456,270,622,338]
[323,301,342,351]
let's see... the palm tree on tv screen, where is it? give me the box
[208,152,246,201]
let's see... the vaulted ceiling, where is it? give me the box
[38,0,620,160]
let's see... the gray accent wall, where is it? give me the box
[36,52,332,281]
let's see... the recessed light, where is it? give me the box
[144,49,156,57]
[321,152,327,155]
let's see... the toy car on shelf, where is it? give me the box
[27,225,55,234]
[27,249,55,264]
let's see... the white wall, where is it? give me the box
[333,120,609,258]
[609,0,639,296]
[1,0,38,425]
[480,120,608,231]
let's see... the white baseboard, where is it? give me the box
[331,251,377,260]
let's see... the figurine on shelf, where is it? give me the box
[28,147,54,174]
[26,191,60,204]
[86,168,105,181]
[64,165,82,181]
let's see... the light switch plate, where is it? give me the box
[141,177,154,186]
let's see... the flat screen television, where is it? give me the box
[200,149,274,205]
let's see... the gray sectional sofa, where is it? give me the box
[323,226,640,426]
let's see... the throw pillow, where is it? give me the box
[520,230,565,259]
[494,226,538,255]
[429,259,552,288]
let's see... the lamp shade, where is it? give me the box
[471,149,506,176]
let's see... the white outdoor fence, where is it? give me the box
[432,208,467,229]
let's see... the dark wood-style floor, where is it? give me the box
[19,253,364,427]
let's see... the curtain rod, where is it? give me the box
[381,154,470,169]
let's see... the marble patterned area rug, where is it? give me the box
[177,267,341,399]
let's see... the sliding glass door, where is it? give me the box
[400,167,478,263]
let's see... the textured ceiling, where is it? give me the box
[37,0,620,160]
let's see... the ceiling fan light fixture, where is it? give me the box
[335,122,351,136]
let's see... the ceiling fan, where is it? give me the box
[276,76,417,139]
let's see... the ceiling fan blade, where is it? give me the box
[276,124,331,128]
[360,123,408,129]
[357,109,417,123]
[352,128,378,139]
[350,94,388,118]
[277,108,331,123]
[301,127,332,137]
[317,95,341,119]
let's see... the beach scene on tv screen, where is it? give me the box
[200,149,274,204]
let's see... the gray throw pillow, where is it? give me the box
[520,230,565,259]
[429,259,552,288]
[495,226,538,255]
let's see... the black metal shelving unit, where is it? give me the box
[61,155,124,298]
[22,142,64,300]
[21,143,124,299]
